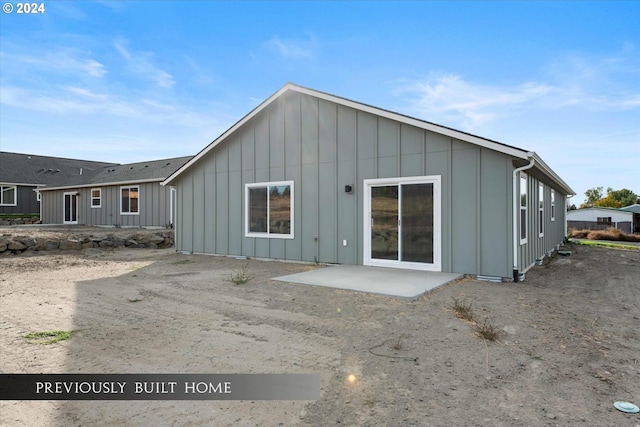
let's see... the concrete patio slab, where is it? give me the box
[273,265,463,298]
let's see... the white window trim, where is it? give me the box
[550,190,555,222]
[91,188,102,208]
[244,180,294,239]
[0,185,17,206]
[539,183,544,238]
[120,185,140,215]
[363,175,442,272]
[63,191,79,224]
[520,173,528,245]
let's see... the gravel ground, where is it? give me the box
[1,235,639,426]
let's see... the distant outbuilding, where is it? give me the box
[567,207,634,233]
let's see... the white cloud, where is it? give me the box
[398,73,554,128]
[184,56,216,86]
[114,40,175,89]
[398,48,640,132]
[264,35,316,59]
[2,48,107,79]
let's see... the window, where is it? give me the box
[0,185,17,206]
[520,173,527,244]
[597,217,612,224]
[245,181,294,239]
[91,188,101,208]
[550,190,555,222]
[539,183,544,237]
[121,186,139,214]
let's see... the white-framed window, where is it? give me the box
[520,173,528,244]
[245,181,294,239]
[550,190,555,222]
[91,188,101,208]
[0,185,17,206]
[120,186,139,215]
[538,183,544,237]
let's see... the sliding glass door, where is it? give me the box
[365,176,440,271]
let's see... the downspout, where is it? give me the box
[512,155,535,282]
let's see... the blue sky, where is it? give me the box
[1,1,638,204]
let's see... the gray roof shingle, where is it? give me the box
[87,156,194,185]
[0,152,114,187]
[0,152,193,189]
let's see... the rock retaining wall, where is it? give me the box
[0,217,41,226]
[0,230,174,255]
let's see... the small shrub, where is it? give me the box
[230,262,252,285]
[569,227,640,242]
[388,335,406,351]
[450,297,474,321]
[23,330,78,345]
[473,319,502,341]
[568,228,589,239]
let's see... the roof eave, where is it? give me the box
[529,152,576,196]
[1,182,47,187]
[37,178,165,192]
[163,83,535,186]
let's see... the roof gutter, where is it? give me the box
[512,155,535,282]
[35,178,165,192]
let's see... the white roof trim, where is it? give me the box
[293,85,530,159]
[530,152,575,195]
[162,83,560,188]
[37,178,164,192]
[1,182,47,187]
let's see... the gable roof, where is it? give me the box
[162,83,574,195]
[0,151,115,187]
[620,204,640,214]
[569,206,631,213]
[34,156,193,192]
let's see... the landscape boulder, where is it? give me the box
[7,240,27,251]
[59,240,82,250]
[0,229,173,254]
[44,241,60,250]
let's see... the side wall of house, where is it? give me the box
[0,185,39,214]
[175,91,520,277]
[41,182,171,227]
[517,172,568,275]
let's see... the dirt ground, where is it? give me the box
[1,234,639,426]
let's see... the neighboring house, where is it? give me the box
[163,83,575,281]
[0,152,114,216]
[38,156,192,228]
[620,203,640,232]
[567,207,633,233]
[619,204,640,233]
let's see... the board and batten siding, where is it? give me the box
[517,173,567,274]
[0,185,39,214]
[174,90,522,278]
[40,182,172,227]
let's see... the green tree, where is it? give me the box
[606,188,638,207]
[593,194,622,208]
[581,187,603,208]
